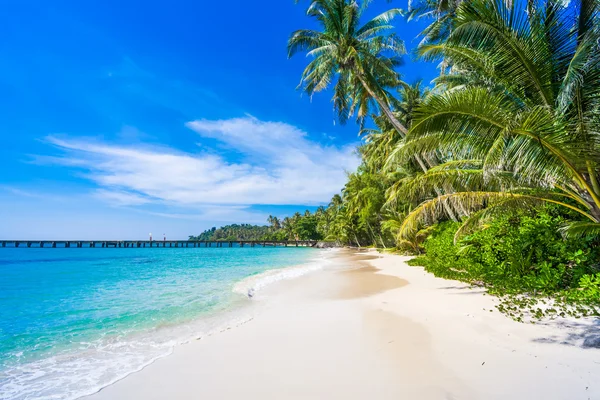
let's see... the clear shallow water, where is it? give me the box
[0,246,320,400]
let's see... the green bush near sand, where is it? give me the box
[408,209,600,319]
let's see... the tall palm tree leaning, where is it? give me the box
[288,0,406,132]
[288,0,460,221]
[395,0,600,239]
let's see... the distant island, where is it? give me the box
[188,210,324,242]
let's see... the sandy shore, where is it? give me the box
[86,250,600,400]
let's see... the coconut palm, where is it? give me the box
[288,0,407,131]
[406,0,464,45]
[371,81,430,173]
[360,79,429,172]
[280,217,293,239]
[376,81,464,220]
[343,168,390,247]
[383,213,434,253]
[323,192,365,245]
[289,0,466,223]
[267,215,281,231]
[395,0,600,239]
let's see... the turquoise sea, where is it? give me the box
[0,246,321,400]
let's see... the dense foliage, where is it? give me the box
[188,0,600,317]
[288,0,600,241]
[283,0,600,316]
[188,211,325,241]
[189,224,272,241]
[409,210,600,318]
[398,0,600,240]
[410,210,599,294]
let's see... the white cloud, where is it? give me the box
[141,205,266,224]
[94,189,152,206]
[44,117,359,208]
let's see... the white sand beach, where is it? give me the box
[87,250,600,400]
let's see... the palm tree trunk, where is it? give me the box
[366,220,386,248]
[586,163,600,198]
[365,221,376,246]
[378,232,387,249]
[356,74,460,222]
[358,76,409,137]
[353,233,362,248]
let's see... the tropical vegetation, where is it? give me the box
[284,0,600,317]
[189,224,273,241]
[191,0,600,318]
[188,211,325,242]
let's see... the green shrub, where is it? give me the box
[409,209,600,319]
[406,222,481,281]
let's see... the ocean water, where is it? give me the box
[0,246,322,400]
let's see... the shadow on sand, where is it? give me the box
[532,318,600,348]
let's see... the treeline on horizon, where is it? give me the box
[188,204,380,242]
[187,211,322,241]
[194,0,600,317]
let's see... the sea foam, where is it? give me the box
[233,253,331,297]
[0,246,321,400]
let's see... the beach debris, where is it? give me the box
[247,288,255,298]
[481,362,485,366]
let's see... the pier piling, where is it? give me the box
[1,239,317,249]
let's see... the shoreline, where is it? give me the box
[85,250,600,400]
[232,249,334,297]
[1,248,327,400]
[78,249,333,400]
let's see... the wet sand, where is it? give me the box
[337,265,408,299]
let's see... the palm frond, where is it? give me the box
[399,191,596,239]
[560,221,600,239]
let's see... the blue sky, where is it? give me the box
[0,0,437,239]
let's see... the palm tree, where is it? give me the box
[323,193,361,245]
[383,213,433,253]
[288,0,406,132]
[343,169,389,247]
[329,193,343,209]
[396,0,600,239]
[289,0,464,222]
[282,217,294,239]
[361,81,429,173]
[267,215,281,231]
[364,80,462,220]
[406,0,464,46]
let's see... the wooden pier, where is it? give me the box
[0,240,317,248]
